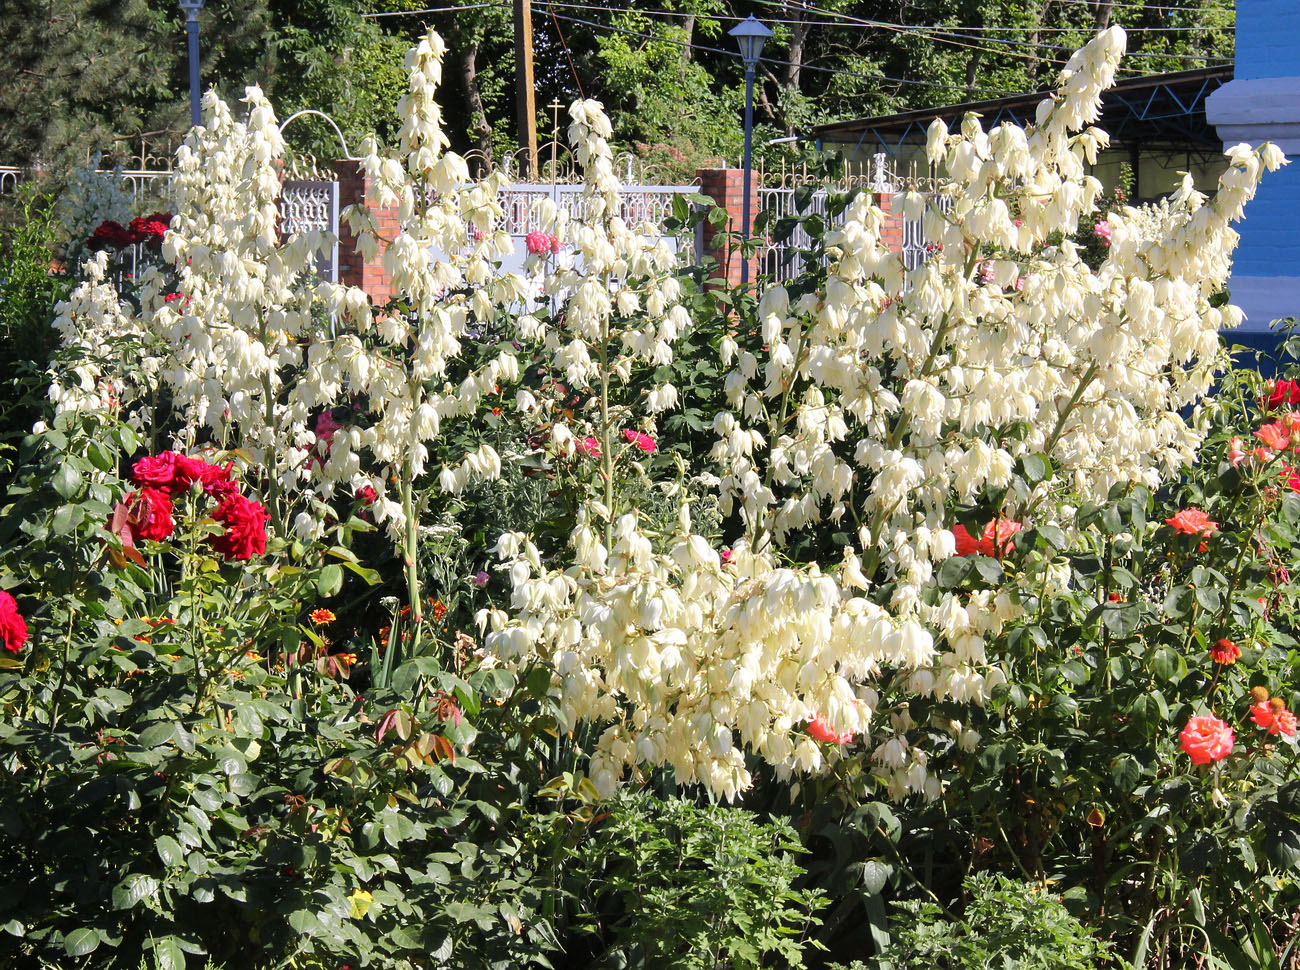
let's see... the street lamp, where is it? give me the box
[179,0,206,129]
[728,14,772,286]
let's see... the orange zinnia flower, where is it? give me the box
[1165,508,1217,537]
[1208,639,1240,665]
[310,608,336,625]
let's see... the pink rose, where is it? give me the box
[0,591,28,655]
[525,231,552,256]
[1179,714,1234,765]
[1093,219,1112,245]
[577,436,601,457]
[621,429,656,453]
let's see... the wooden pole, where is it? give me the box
[513,0,539,180]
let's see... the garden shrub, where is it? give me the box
[3,20,1299,970]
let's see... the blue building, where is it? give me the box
[1206,0,1300,331]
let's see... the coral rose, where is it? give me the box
[0,591,28,654]
[1256,422,1291,452]
[807,715,852,744]
[209,494,269,561]
[1165,508,1217,537]
[621,429,656,453]
[1179,714,1234,765]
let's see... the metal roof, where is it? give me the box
[813,65,1232,156]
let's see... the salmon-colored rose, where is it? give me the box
[1256,422,1291,452]
[1179,714,1234,765]
[1165,508,1217,537]
[807,715,852,744]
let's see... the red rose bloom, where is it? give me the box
[209,494,269,561]
[355,485,377,506]
[127,487,175,542]
[87,220,134,251]
[0,591,28,655]
[127,215,169,248]
[132,451,183,495]
[1266,379,1300,410]
[175,454,234,495]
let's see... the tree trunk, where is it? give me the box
[457,38,494,168]
[681,13,694,79]
[1093,0,1114,29]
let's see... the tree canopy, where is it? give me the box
[0,0,1235,177]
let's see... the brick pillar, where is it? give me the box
[334,158,397,304]
[697,167,760,288]
[877,192,904,256]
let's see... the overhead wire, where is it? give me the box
[541,6,1023,96]
[747,0,1230,66]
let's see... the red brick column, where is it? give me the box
[697,167,760,288]
[334,158,397,304]
[877,192,905,256]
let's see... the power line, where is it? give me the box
[542,7,1020,97]
[361,2,504,17]
[747,0,1229,65]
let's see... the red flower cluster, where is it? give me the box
[0,591,28,655]
[108,451,267,562]
[210,494,269,561]
[953,518,1023,558]
[1251,698,1299,737]
[87,212,171,252]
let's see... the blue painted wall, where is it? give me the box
[1236,0,1299,80]
[1231,168,1300,278]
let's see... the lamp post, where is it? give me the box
[179,0,206,128]
[728,14,772,287]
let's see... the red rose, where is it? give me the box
[0,591,28,655]
[210,494,269,561]
[127,215,169,248]
[132,451,183,495]
[127,488,175,542]
[175,454,234,495]
[1266,379,1300,410]
[87,220,134,251]
[355,485,377,506]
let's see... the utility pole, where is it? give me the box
[513,0,539,180]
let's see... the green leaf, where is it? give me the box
[156,836,184,867]
[152,936,187,970]
[138,723,175,748]
[1021,454,1052,484]
[317,564,343,597]
[1110,754,1142,793]
[112,874,159,910]
[53,461,83,499]
[63,927,101,957]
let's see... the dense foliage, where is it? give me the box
[0,0,1235,176]
[1,21,1298,970]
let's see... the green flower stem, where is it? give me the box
[402,464,423,658]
